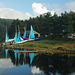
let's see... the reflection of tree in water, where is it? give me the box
[8,50,75,75]
[32,53,75,75]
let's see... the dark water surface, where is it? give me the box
[0,48,75,75]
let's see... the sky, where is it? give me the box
[0,0,75,20]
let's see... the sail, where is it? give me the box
[5,27,8,42]
[20,37,24,41]
[17,25,20,42]
[29,25,35,40]
[31,25,35,38]
[14,26,18,43]
[17,32,20,42]
[14,32,18,43]
[23,27,26,38]
[5,32,8,42]
[29,31,31,40]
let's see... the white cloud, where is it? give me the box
[66,1,75,12]
[0,8,32,20]
[31,66,42,74]
[0,58,14,68]
[32,2,63,16]
[32,3,49,16]
[42,3,62,15]
[1,1,75,20]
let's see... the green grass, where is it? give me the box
[13,39,75,51]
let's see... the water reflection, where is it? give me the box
[23,53,26,58]
[0,58,14,68]
[32,53,75,75]
[14,50,20,59]
[31,66,42,74]
[7,49,35,66]
[0,48,75,75]
[29,53,34,64]
[5,49,9,57]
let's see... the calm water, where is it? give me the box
[0,48,75,75]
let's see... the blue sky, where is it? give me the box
[0,0,75,20]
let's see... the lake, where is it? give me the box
[0,48,75,75]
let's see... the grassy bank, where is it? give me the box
[5,40,75,51]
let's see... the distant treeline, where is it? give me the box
[0,18,13,42]
[0,11,75,42]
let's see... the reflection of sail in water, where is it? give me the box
[29,53,34,64]
[14,50,20,59]
[18,53,20,59]
[24,53,26,58]
[5,49,9,57]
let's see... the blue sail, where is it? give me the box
[17,32,20,42]
[23,29,26,38]
[5,32,8,42]
[17,25,20,42]
[29,53,34,64]
[31,25,35,38]
[29,31,31,40]
[5,26,14,42]
[20,37,24,41]
[14,32,18,43]
[29,25,35,40]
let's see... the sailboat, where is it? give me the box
[29,25,35,41]
[5,26,14,42]
[23,27,26,39]
[15,26,28,44]
[14,26,18,43]
[17,25,20,42]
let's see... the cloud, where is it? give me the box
[42,3,60,10]
[31,66,42,74]
[32,2,49,16]
[0,3,4,7]
[52,8,62,15]
[1,1,75,20]
[0,8,32,20]
[0,2,63,20]
[66,1,75,12]
[42,3,62,15]
[32,2,62,16]
[0,58,14,68]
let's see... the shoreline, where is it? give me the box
[0,40,75,56]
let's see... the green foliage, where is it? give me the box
[0,11,75,42]
[0,18,13,42]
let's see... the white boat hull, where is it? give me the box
[15,40,28,44]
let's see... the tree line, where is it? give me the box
[0,11,75,42]
[8,11,75,40]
